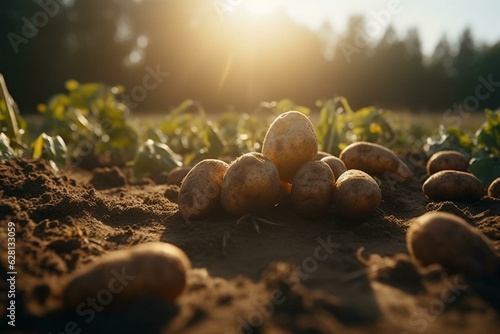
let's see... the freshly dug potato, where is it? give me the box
[488,177,500,199]
[63,242,191,308]
[262,111,318,182]
[333,169,381,219]
[291,161,334,218]
[339,142,413,180]
[426,150,469,175]
[178,159,229,220]
[221,152,280,217]
[167,166,192,186]
[422,170,485,201]
[316,151,331,160]
[320,156,347,181]
[407,212,498,277]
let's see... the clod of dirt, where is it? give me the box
[89,166,127,189]
[164,185,180,203]
[374,254,424,294]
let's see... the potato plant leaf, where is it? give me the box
[31,133,68,169]
[469,157,500,185]
[132,139,182,179]
[424,126,474,158]
[0,132,15,159]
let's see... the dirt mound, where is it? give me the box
[0,158,499,334]
[89,166,127,189]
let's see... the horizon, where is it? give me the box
[241,0,500,55]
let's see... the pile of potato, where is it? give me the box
[178,111,416,221]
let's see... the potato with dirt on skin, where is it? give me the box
[339,141,413,181]
[488,177,500,199]
[178,159,229,220]
[333,169,381,219]
[426,150,469,175]
[167,166,192,186]
[292,161,334,218]
[221,152,280,217]
[62,242,191,308]
[422,170,485,201]
[262,111,318,182]
[407,212,499,277]
[320,156,347,181]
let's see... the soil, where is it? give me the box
[0,157,499,334]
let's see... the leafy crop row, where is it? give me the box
[1,74,499,183]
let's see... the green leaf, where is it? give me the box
[0,132,15,159]
[475,109,500,156]
[31,133,68,169]
[132,140,182,179]
[69,83,106,109]
[469,157,500,185]
[202,121,225,157]
[424,126,473,157]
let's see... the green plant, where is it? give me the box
[31,133,68,170]
[38,80,138,165]
[315,97,396,156]
[0,74,27,155]
[425,109,500,184]
[132,139,182,179]
[1,73,67,169]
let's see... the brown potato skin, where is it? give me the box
[291,161,334,218]
[422,170,485,201]
[262,111,318,182]
[488,177,500,199]
[167,166,192,186]
[333,169,381,219]
[426,150,469,175]
[320,156,347,181]
[407,212,498,277]
[316,151,331,160]
[178,159,229,220]
[63,242,191,308]
[220,152,280,217]
[339,142,399,176]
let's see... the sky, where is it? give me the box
[243,0,500,55]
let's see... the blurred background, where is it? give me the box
[1,0,500,114]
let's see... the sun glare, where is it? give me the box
[243,0,280,15]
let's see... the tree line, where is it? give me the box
[1,0,499,114]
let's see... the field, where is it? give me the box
[1,82,500,334]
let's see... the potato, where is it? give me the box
[178,159,229,220]
[220,152,280,217]
[333,169,381,219]
[291,161,334,218]
[488,177,500,199]
[63,242,191,308]
[422,170,485,201]
[320,156,347,181]
[262,111,318,182]
[426,150,469,175]
[167,166,192,186]
[339,142,413,180]
[316,151,331,160]
[407,212,498,277]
